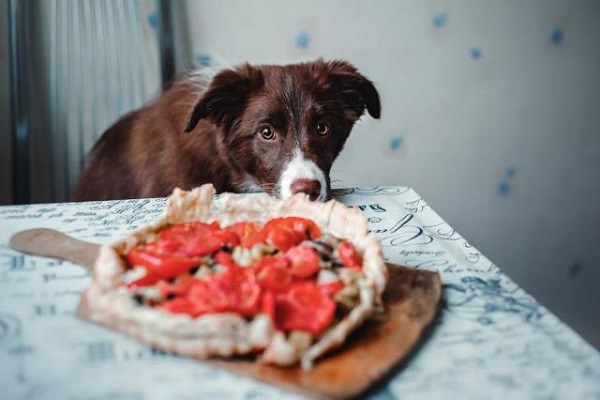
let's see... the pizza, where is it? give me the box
[77,184,388,369]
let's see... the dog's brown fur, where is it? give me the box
[72,59,380,201]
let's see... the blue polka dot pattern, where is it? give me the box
[497,181,510,196]
[148,11,158,30]
[295,31,310,49]
[506,166,517,178]
[497,166,517,197]
[470,47,482,60]
[550,27,564,45]
[569,260,583,276]
[389,136,403,151]
[196,53,211,67]
[433,12,447,28]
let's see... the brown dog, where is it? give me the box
[72,59,380,202]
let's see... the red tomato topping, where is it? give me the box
[215,229,243,249]
[318,280,345,298]
[284,217,322,239]
[174,235,224,256]
[284,245,320,279]
[155,227,239,257]
[337,241,363,270]
[185,279,230,315]
[208,262,261,316]
[263,227,298,252]
[214,251,236,268]
[158,221,220,239]
[126,271,163,289]
[261,290,276,322]
[157,275,197,298]
[224,221,261,248]
[255,256,293,292]
[275,282,336,335]
[125,247,200,286]
[256,217,320,251]
[128,218,351,335]
[160,297,198,315]
[160,261,261,318]
[255,255,291,271]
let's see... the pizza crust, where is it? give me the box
[77,184,388,368]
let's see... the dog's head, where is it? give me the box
[185,59,380,201]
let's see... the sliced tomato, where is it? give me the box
[182,255,261,317]
[337,241,363,270]
[155,221,232,257]
[156,227,240,257]
[261,290,276,321]
[214,230,241,249]
[224,221,261,248]
[284,245,320,279]
[152,236,183,253]
[158,221,220,240]
[318,280,345,298]
[255,256,292,292]
[187,278,231,315]
[281,217,322,240]
[178,230,240,256]
[225,267,261,316]
[259,217,323,251]
[264,228,299,252]
[175,235,222,256]
[159,297,198,315]
[157,275,197,297]
[275,282,336,335]
[125,247,200,286]
[125,271,163,289]
[160,278,230,317]
[214,251,236,268]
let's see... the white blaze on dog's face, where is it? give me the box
[279,149,328,201]
[185,60,381,201]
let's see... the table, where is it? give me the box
[1,187,598,399]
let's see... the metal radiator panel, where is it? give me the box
[11,0,172,203]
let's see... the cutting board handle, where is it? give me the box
[9,228,100,270]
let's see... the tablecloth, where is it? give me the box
[1,187,598,399]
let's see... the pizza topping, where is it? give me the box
[157,275,197,298]
[125,246,200,288]
[334,284,361,311]
[159,257,262,318]
[316,269,339,284]
[123,216,365,340]
[284,245,320,279]
[336,241,363,270]
[224,221,261,248]
[255,257,293,292]
[231,243,277,267]
[260,217,322,251]
[317,280,345,298]
[274,282,336,336]
[302,239,335,263]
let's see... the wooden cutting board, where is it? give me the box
[10,228,442,399]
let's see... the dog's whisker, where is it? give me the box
[330,180,348,190]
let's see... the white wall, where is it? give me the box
[183,0,600,347]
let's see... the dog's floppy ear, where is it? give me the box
[185,65,264,132]
[326,60,381,120]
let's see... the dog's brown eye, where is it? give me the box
[259,126,275,140]
[316,122,330,136]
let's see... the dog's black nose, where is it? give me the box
[290,178,321,201]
